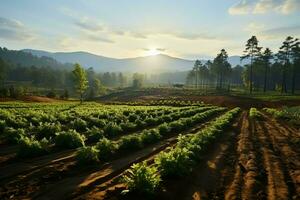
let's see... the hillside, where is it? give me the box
[23,49,249,72]
[0,47,72,70]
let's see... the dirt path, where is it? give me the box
[258,114,300,199]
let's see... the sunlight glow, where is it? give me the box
[145,48,161,56]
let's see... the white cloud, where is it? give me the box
[0,17,36,41]
[229,0,300,15]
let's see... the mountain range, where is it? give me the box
[22,49,248,72]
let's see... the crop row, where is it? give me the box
[122,107,241,195]
[75,107,225,164]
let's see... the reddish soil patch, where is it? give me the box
[97,89,300,109]
[20,96,60,102]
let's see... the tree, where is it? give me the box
[241,36,262,94]
[277,36,297,94]
[259,48,273,93]
[193,60,201,88]
[212,49,231,89]
[132,73,144,89]
[291,38,300,94]
[72,63,88,103]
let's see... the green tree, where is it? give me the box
[212,49,231,89]
[241,36,262,94]
[291,38,300,94]
[72,63,88,103]
[277,36,297,93]
[193,60,201,88]
[259,48,273,93]
[132,73,144,89]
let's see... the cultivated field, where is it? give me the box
[0,98,299,200]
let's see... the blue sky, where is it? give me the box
[0,0,299,59]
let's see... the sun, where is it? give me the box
[145,48,161,56]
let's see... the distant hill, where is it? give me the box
[0,47,72,70]
[23,49,249,72]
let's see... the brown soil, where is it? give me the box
[0,114,218,200]
[97,89,300,109]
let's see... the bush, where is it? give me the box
[169,120,184,132]
[120,122,136,132]
[36,122,61,139]
[249,108,262,119]
[17,137,47,158]
[155,147,193,177]
[71,118,87,132]
[95,138,117,161]
[158,123,170,135]
[55,130,85,149]
[104,122,123,138]
[88,117,106,128]
[76,146,99,164]
[86,127,104,142]
[0,120,6,133]
[122,161,161,195]
[119,135,143,151]
[141,129,161,144]
[4,128,25,144]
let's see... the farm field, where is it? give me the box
[0,98,299,200]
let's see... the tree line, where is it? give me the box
[186,36,300,94]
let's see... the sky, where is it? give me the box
[0,0,299,59]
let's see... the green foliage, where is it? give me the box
[119,134,143,151]
[95,138,117,161]
[158,123,170,135]
[76,146,99,164]
[55,130,85,149]
[104,122,123,137]
[71,118,87,132]
[17,137,48,158]
[0,120,5,132]
[36,122,61,139]
[3,128,25,144]
[122,161,160,195]
[155,147,194,177]
[141,129,161,144]
[86,127,104,142]
[249,107,262,119]
[72,63,88,102]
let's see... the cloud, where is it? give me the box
[229,0,300,15]
[229,0,253,15]
[172,32,216,40]
[0,17,35,41]
[261,25,300,39]
[84,32,114,43]
[244,22,265,33]
[75,18,104,32]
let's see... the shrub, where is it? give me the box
[119,135,143,151]
[4,128,25,144]
[169,120,184,132]
[122,161,161,195]
[71,118,87,132]
[95,138,117,161]
[249,108,262,119]
[141,129,161,144]
[86,127,104,142]
[36,122,61,139]
[55,130,85,149]
[158,123,170,135]
[120,122,136,132]
[88,117,106,128]
[104,122,123,138]
[17,137,47,158]
[76,146,99,164]
[0,120,5,133]
[155,147,193,177]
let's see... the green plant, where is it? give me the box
[155,147,193,177]
[76,146,99,164]
[86,127,104,142]
[4,128,25,144]
[71,118,87,132]
[122,161,161,195]
[95,138,117,161]
[36,122,61,139]
[0,120,5,132]
[158,123,170,135]
[55,130,85,149]
[119,135,143,151]
[249,107,262,119]
[17,137,47,158]
[104,122,122,137]
[141,129,161,144]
